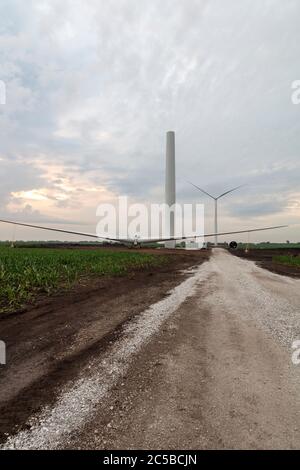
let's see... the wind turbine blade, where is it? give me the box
[0,219,120,242]
[138,225,288,243]
[0,219,288,247]
[217,184,244,199]
[203,225,288,238]
[188,181,215,199]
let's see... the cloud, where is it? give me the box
[0,0,299,240]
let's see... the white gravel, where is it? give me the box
[205,249,300,350]
[1,262,211,450]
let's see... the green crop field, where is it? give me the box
[238,243,300,249]
[273,255,300,268]
[0,247,167,314]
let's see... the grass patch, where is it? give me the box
[0,247,168,313]
[273,255,300,268]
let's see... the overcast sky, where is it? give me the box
[0,0,299,242]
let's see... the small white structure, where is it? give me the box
[185,239,205,250]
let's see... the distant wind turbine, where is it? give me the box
[189,182,244,246]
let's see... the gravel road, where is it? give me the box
[1,249,300,449]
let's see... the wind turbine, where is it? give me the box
[189,182,244,246]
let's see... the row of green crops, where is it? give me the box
[238,243,300,249]
[0,247,167,313]
[273,255,300,267]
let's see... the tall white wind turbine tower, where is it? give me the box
[165,131,176,249]
[189,182,243,246]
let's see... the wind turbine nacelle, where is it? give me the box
[229,241,238,250]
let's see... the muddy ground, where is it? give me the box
[0,248,209,443]
[232,248,300,278]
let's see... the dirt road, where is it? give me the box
[1,249,300,449]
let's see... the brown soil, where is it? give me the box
[232,248,300,278]
[0,248,209,443]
